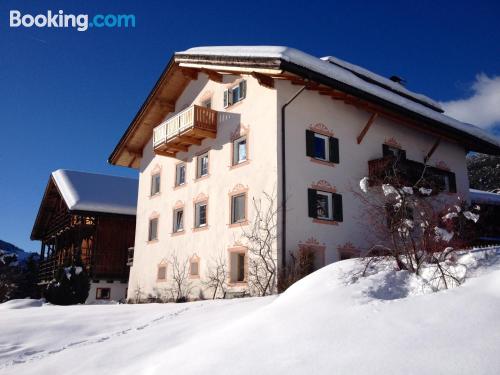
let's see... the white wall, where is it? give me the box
[276,79,469,265]
[128,73,279,301]
[87,280,128,304]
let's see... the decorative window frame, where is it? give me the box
[228,184,249,227]
[230,124,250,169]
[156,259,168,282]
[189,254,201,279]
[384,137,402,149]
[337,242,361,261]
[173,160,188,190]
[193,193,209,232]
[149,164,162,198]
[310,181,340,226]
[224,77,247,110]
[307,124,338,167]
[228,246,248,285]
[297,237,326,269]
[147,212,160,243]
[195,149,211,182]
[171,201,185,236]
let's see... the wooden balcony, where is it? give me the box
[153,105,218,157]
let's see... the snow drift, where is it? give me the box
[0,249,499,375]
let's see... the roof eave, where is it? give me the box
[279,59,500,155]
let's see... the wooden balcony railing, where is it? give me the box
[368,156,456,195]
[153,105,217,157]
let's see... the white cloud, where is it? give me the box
[440,74,500,129]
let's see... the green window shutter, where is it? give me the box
[308,189,317,218]
[239,80,247,99]
[333,193,343,222]
[329,136,339,163]
[448,172,457,193]
[223,89,229,108]
[306,130,315,157]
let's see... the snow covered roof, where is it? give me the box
[177,46,500,152]
[470,189,500,206]
[51,170,137,215]
[320,55,443,112]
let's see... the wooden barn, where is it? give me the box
[31,169,137,303]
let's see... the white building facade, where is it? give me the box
[108,46,500,301]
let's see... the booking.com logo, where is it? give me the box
[9,10,136,32]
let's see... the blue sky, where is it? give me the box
[1,0,499,252]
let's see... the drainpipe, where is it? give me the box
[280,85,306,268]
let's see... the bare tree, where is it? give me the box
[131,282,144,304]
[168,253,193,302]
[241,191,280,296]
[355,167,480,289]
[203,252,229,299]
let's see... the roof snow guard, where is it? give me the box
[109,46,500,167]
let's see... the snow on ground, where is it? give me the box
[1,249,499,375]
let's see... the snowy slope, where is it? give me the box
[1,249,499,375]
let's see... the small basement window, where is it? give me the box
[306,130,339,163]
[96,288,111,300]
[148,218,158,241]
[157,265,167,281]
[150,173,161,196]
[233,136,247,165]
[224,80,247,108]
[190,258,199,277]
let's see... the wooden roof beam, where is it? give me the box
[357,112,378,144]
[180,68,198,80]
[201,69,223,83]
[424,138,441,163]
[251,72,274,89]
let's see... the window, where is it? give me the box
[427,168,457,193]
[173,208,184,233]
[148,217,158,241]
[202,98,211,109]
[157,265,167,280]
[190,258,199,277]
[231,193,246,224]
[175,163,186,186]
[308,189,343,222]
[232,136,247,165]
[229,251,246,283]
[382,144,406,160]
[197,152,209,178]
[305,130,339,163]
[150,173,161,195]
[224,80,247,108]
[195,202,207,227]
[96,288,111,300]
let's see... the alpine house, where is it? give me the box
[32,170,137,303]
[108,46,500,300]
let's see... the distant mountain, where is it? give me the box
[0,239,37,264]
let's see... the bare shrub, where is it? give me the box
[356,168,480,289]
[278,246,316,292]
[241,192,280,296]
[203,252,229,299]
[168,253,193,302]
